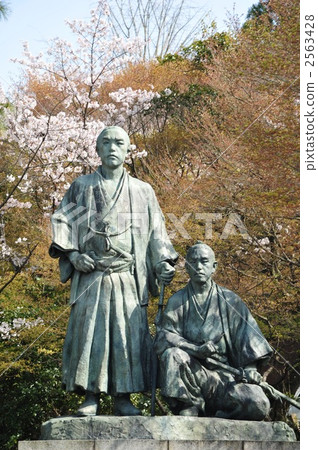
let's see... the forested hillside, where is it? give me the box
[0,1,299,447]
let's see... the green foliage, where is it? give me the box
[246,0,271,20]
[148,83,218,123]
[158,32,232,70]
[243,1,275,30]
[209,32,233,51]
[0,270,76,448]
[157,53,184,65]
[0,1,10,21]
[0,364,79,449]
[179,39,214,67]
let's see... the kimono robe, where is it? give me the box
[49,167,178,395]
[155,282,273,418]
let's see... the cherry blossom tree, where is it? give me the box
[0,0,158,288]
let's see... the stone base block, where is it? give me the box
[18,440,300,450]
[39,416,296,442]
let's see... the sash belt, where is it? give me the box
[92,255,134,274]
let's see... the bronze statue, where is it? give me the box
[155,241,274,420]
[49,126,178,416]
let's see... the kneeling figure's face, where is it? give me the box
[186,247,217,284]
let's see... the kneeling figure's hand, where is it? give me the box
[244,369,262,384]
[197,341,217,358]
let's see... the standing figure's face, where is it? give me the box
[97,128,129,169]
[186,246,217,284]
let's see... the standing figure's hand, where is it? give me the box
[156,261,175,284]
[68,252,96,273]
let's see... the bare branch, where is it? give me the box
[107,0,209,60]
[0,244,38,295]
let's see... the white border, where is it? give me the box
[300,0,318,447]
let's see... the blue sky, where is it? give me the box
[0,0,255,93]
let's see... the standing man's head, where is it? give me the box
[96,126,130,170]
[185,241,217,284]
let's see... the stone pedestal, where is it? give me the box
[40,416,296,441]
[18,416,299,449]
[19,440,300,450]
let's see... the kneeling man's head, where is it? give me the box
[185,241,218,284]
